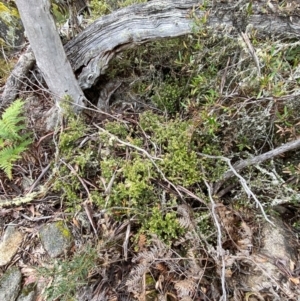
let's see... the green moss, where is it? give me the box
[139,111,201,186]
[0,57,14,84]
[0,3,19,20]
[0,2,23,52]
[55,221,72,241]
[151,76,187,114]
[89,0,147,19]
[19,283,36,297]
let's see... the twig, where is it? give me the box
[123,222,131,261]
[204,180,227,301]
[25,163,51,194]
[215,138,300,193]
[240,31,261,77]
[198,152,275,226]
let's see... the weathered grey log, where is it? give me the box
[223,138,300,181]
[3,0,300,105]
[65,0,300,89]
[15,0,86,112]
[0,48,35,109]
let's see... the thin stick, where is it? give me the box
[204,180,227,301]
[222,138,300,182]
[198,152,275,226]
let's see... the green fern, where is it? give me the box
[0,99,32,179]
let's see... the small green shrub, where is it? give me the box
[151,76,186,114]
[0,99,32,179]
[52,109,99,209]
[141,206,184,243]
[89,0,147,19]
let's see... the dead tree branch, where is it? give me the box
[65,0,300,89]
[0,48,35,109]
[2,0,300,104]
[215,138,300,193]
[223,138,300,181]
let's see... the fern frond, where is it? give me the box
[177,204,194,229]
[0,99,32,179]
[0,129,32,179]
[0,146,22,179]
[174,280,197,298]
[125,262,149,294]
[0,99,26,140]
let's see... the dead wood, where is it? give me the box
[215,138,300,195]
[65,0,300,89]
[15,0,86,112]
[0,48,35,110]
[2,0,300,106]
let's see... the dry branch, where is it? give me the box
[15,0,86,112]
[2,0,300,104]
[214,138,300,194]
[225,138,300,180]
[2,0,300,103]
[65,0,300,89]
[0,48,35,109]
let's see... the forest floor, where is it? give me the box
[1,1,300,300]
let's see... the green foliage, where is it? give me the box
[141,206,184,243]
[139,112,202,186]
[53,106,226,217]
[0,2,19,21]
[51,3,69,24]
[0,58,14,84]
[151,76,186,114]
[89,0,112,18]
[53,112,98,210]
[37,247,98,301]
[89,0,147,19]
[0,2,23,52]
[0,99,32,179]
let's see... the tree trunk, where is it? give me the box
[15,0,86,112]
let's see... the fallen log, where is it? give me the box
[2,0,300,105]
[65,0,300,89]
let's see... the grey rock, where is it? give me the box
[243,217,297,294]
[0,267,22,301]
[45,106,62,131]
[16,284,36,301]
[0,226,23,267]
[39,221,73,258]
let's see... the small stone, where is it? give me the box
[243,217,298,292]
[16,284,36,301]
[0,266,22,301]
[0,226,23,266]
[39,221,73,258]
